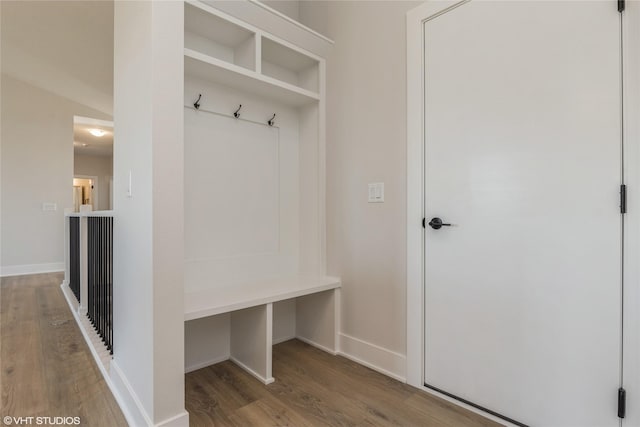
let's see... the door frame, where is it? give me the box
[405,1,640,424]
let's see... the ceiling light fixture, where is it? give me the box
[89,129,107,137]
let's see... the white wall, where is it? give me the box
[1,1,113,116]
[74,153,113,211]
[0,74,111,275]
[112,2,187,425]
[299,0,328,36]
[301,1,420,379]
[262,0,300,21]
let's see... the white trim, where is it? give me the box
[73,115,114,128]
[155,411,189,427]
[296,335,337,356]
[229,356,275,385]
[1,262,64,277]
[60,282,139,427]
[66,210,115,218]
[60,280,79,313]
[406,1,430,390]
[338,333,406,383]
[272,334,296,345]
[110,360,155,427]
[248,0,334,45]
[184,355,229,374]
[60,281,111,381]
[622,2,640,425]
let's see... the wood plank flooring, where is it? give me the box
[2,273,501,426]
[1,273,126,426]
[187,340,503,426]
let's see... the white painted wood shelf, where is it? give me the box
[184,49,320,107]
[184,0,321,107]
[184,275,340,320]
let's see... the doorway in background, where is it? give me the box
[72,116,114,212]
[73,176,96,211]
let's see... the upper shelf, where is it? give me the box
[185,2,257,71]
[185,48,320,107]
[184,1,321,103]
[262,36,319,93]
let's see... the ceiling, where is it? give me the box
[74,123,113,157]
[1,1,114,115]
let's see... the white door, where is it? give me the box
[423,1,622,425]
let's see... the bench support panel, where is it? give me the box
[230,303,274,384]
[296,288,340,354]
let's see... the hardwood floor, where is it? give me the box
[1,273,126,426]
[2,273,500,426]
[186,340,502,427]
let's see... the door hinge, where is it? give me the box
[620,185,627,214]
[618,388,626,418]
[422,218,426,228]
[618,0,625,12]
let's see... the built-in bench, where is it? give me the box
[184,275,341,384]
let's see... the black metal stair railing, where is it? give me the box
[87,216,113,354]
[69,217,81,302]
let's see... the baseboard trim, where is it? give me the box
[338,333,406,382]
[155,411,190,427]
[60,281,79,313]
[60,282,141,427]
[110,360,155,427]
[273,334,296,345]
[296,335,338,355]
[1,262,64,277]
[185,355,229,374]
[60,281,109,376]
[229,356,275,385]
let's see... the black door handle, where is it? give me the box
[428,217,451,230]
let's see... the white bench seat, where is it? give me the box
[183,275,341,384]
[184,275,341,320]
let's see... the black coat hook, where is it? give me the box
[194,94,202,110]
[268,113,276,127]
[234,104,242,118]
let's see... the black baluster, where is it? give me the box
[108,217,113,353]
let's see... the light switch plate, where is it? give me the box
[368,182,384,203]
[42,202,57,211]
[127,170,133,198]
